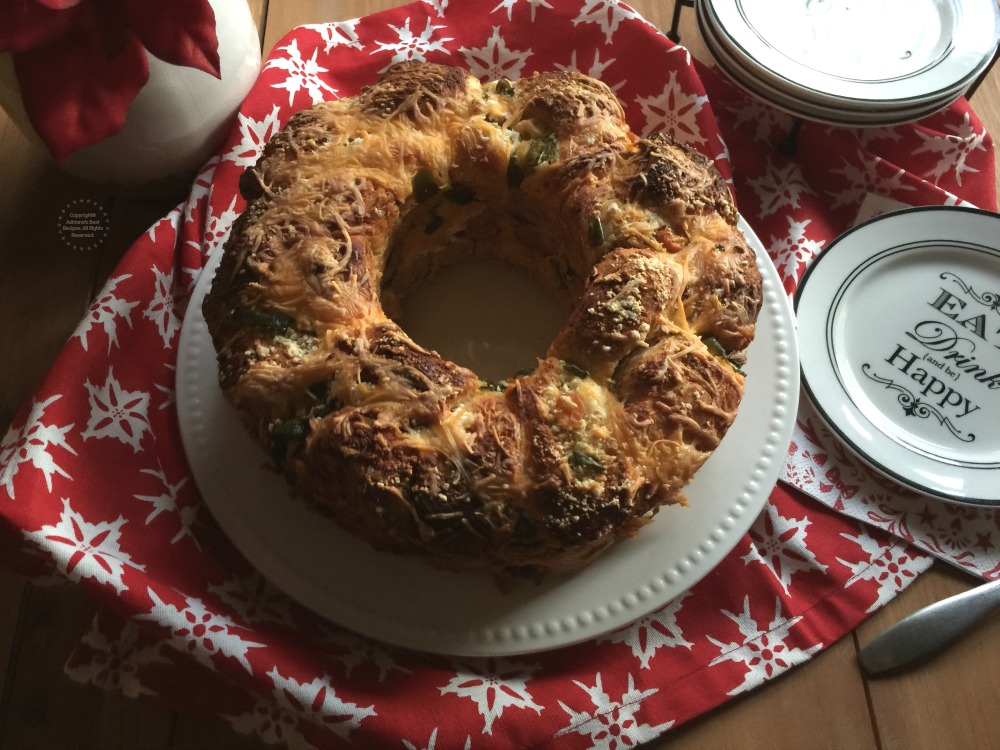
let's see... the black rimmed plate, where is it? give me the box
[704,0,1000,107]
[795,206,1000,506]
[695,1,963,127]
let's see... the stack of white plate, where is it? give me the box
[696,0,1000,127]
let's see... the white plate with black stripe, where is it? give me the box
[703,0,1000,110]
[795,206,1000,506]
[696,0,963,126]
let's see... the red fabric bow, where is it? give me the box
[0,0,222,161]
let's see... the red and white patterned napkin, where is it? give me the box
[784,401,1000,580]
[1,1,995,748]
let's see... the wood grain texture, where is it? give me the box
[0,120,103,427]
[858,565,1000,750]
[1,1,999,749]
[0,572,28,724]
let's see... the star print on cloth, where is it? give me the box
[916,111,989,186]
[635,69,708,144]
[492,0,553,22]
[141,587,265,672]
[25,498,145,593]
[556,49,623,91]
[828,152,917,210]
[303,20,363,53]
[769,216,825,290]
[143,265,190,349]
[147,206,183,243]
[224,698,312,750]
[722,96,796,143]
[403,727,473,750]
[599,592,693,669]
[266,39,338,106]
[133,465,187,523]
[424,0,450,18]
[573,0,645,43]
[81,369,151,453]
[74,274,138,354]
[223,104,283,169]
[707,596,823,695]
[439,657,543,734]
[747,159,813,218]
[371,17,453,68]
[841,123,905,150]
[133,464,197,545]
[837,527,933,612]
[267,668,377,740]
[0,394,75,498]
[459,26,533,80]
[209,573,298,627]
[742,502,828,594]
[183,158,221,224]
[195,195,242,262]
[711,131,732,176]
[64,621,168,699]
[151,363,177,417]
[319,627,413,682]
[555,672,674,747]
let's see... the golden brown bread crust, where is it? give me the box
[203,62,762,579]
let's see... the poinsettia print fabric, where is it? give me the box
[0,0,995,748]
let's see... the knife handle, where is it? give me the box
[858,577,1000,675]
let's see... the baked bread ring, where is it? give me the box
[203,62,762,580]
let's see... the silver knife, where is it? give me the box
[858,576,1000,674]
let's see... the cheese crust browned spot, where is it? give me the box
[203,61,762,580]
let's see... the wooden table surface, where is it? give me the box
[2,2,1000,748]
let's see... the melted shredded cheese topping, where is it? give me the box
[203,62,762,580]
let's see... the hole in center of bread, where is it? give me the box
[400,257,565,382]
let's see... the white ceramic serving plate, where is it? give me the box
[703,0,1000,108]
[178,218,798,656]
[795,206,1000,506]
